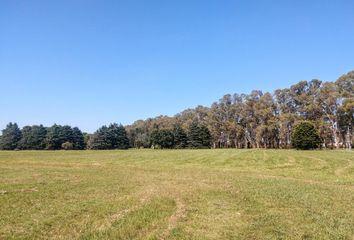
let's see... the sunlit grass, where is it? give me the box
[0,149,353,239]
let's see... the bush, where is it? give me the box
[62,141,74,150]
[150,129,174,149]
[291,121,322,150]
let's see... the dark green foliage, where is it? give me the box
[88,123,129,150]
[159,129,174,149]
[199,125,212,148]
[150,129,161,148]
[45,124,85,150]
[17,126,32,150]
[112,124,130,149]
[188,121,212,148]
[88,126,110,150]
[71,127,85,150]
[173,125,188,149]
[291,121,322,150]
[18,125,47,150]
[0,122,22,150]
[59,125,74,144]
[45,124,65,150]
[150,128,175,149]
[188,122,201,148]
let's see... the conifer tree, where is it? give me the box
[114,124,130,149]
[18,125,47,150]
[188,121,203,148]
[72,127,85,150]
[199,125,212,148]
[88,123,129,149]
[173,125,188,149]
[0,122,22,150]
[291,121,322,150]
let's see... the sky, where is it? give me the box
[1,0,354,133]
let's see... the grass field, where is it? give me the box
[0,149,353,240]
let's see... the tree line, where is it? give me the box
[0,70,353,150]
[0,121,211,150]
[126,70,353,150]
[0,123,130,150]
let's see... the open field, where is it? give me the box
[0,150,353,240]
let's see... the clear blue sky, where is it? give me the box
[1,0,353,133]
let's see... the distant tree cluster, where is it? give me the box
[0,123,85,150]
[0,123,129,150]
[149,122,211,149]
[1,71,353,150]
[126,71,353,150]
[87,123,129,150]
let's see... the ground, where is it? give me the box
[0,149,353,239]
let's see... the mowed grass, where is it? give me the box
[0,150,353,240]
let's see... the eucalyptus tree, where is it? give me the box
[317,82,341,148]
[336,71,354,148]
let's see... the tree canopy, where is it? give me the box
[88,123,129,150]
[291,121,322,150]
[1,70,353,150]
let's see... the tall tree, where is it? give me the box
[45,125,77,150]
[188,121,211,148]
[72,127,85,150]
[336,71,354,149]
[159,129,175,149]
[88,123,129,150]
[150,128,162,149]
[199,124,212,148]
[112,124,130,149]
[188,121,203,148]
[317,82,341,148]
[87,125,110,150]
[0,122,22,150]
[18,125,47,150]
[45,124,65,150]
[173,125,188,149]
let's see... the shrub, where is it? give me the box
[291,121,322,150]
[62,141,74,150]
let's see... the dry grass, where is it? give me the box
[0,149,353,239]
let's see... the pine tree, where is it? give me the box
[187,122,212,149]
[188,121,203,148]
[72,127,85,150]
[291,121,322,150]
[0,122,22,150]
[199,125,212,148]
[17,126,32,150]
[88,123,129,150]
[150,128,161,148]
[45,124,63,150]
[173,125,188,149]
[159,129,174,149]
[18,125,47,150]
[88,126,111,150]
[115,124,130,149]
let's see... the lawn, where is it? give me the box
[0,149,353,239]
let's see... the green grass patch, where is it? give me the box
[0,149,353,239]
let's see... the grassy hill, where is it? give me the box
[0,149,353,239]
